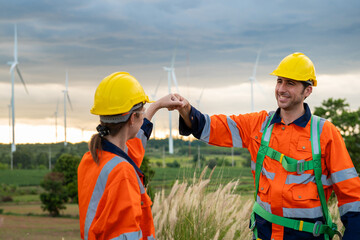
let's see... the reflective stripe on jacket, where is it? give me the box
[179,104,360,239]
[78,119,155,240]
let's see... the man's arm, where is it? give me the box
[324,122,360,239]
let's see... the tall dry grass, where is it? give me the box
[152,167,344,240]
[152,167,253,240]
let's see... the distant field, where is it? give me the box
[0,214,80,240]
[0,169,49,186]
[0,166,253,191]
[151,166,254,194]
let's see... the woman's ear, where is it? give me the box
[129,113,135,127]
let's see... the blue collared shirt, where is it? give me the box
[270,103,312,128]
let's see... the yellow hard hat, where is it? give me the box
[270,52,317,86]
[90,72,153,116]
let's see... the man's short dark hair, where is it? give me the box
[300,81,312,90]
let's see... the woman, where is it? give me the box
[78,72,183,240]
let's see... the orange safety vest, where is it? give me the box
[78,129,155,240]
[181,105,360,239]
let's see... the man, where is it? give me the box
[176,52,360,239]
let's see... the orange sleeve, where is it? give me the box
[323,122,360,207]
[205,111,267,149]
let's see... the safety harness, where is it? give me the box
[250,114,342,240]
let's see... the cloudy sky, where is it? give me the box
[0,0,359,144]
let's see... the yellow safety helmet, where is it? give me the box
[270,52,317,86]
[90,72,153,116]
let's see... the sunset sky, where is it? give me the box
[0,0,359,144]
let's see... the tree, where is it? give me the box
[13,148,34,169]
[141,156,155,200]
[53,153,81,203]
[314,98,360,172]
[40,172,68,217]
[40,153,80,216]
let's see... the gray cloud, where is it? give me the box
[0,0,359,140]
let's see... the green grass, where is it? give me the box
[150,166,254,195]
[0,169,49,186]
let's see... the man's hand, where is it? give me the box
[173,93,192,128]
[145,94,184,121]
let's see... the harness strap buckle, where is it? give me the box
[313,221,322,237]
[297,159,306,174]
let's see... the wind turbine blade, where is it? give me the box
[171,70,180,93]
[15,65,29,94]
[66,93,73,110]
[9,62,16,73]
[252,49,261,78]
[170,39,178,68]
[14,24,18,62]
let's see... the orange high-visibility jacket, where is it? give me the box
[179,104,360,239]
[78,119,155,240]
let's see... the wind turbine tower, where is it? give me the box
[249,50,261,112]
[63,71,73,147]
[163,45,180,154]
[7,24,29,170]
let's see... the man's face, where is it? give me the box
[275,77,312,111]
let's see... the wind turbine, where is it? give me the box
[163,43,180,154]
[7,24,29,170]
[63,70,73,147]
[248,49,262,112]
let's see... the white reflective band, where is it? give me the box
[286,173,332,186]
[331,167,359,184]
[283,205,323,219]
[260,111,275,133]
[311,116,320,155]
[262,167,275,181]
[257,196,272,213]
[136,128,148,149]
[252,163,275,180]
[319,117,325,134]
[200,114,211,143]
[136,170,145,194]
[339,201,360,216]
[110,230,143,240]
[147,234,156,240]
[263,124,274,142]
[226,116,243,148]
[84,157,126,240]
[257,196,324,219]
[251,161,256,171]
